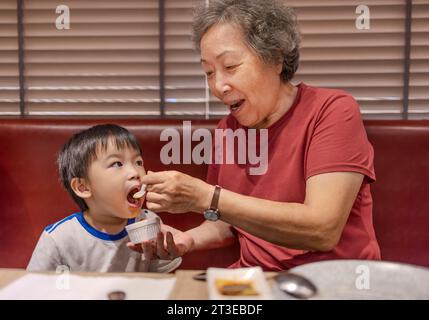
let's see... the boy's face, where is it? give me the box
[84,139,146,219]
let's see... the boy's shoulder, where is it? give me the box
[42,209,158,242]
[44,212,83,236]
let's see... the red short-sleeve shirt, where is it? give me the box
[207,83,381,271]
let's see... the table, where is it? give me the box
[0,268,275,300]
[5,260,427,299]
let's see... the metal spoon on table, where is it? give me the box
[274,272,317,299]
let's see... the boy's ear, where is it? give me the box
[70,178,91,199]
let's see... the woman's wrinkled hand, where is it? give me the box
[141,170,213,214]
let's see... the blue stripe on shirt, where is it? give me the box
[45,212,135,241]
[76,212,134,241]
[45,213,80,234]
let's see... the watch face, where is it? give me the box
[204,209,219,221]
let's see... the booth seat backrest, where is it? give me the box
[0,119,428,269]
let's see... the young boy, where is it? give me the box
[27,124,181,272]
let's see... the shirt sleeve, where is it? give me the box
[305,93,376,183]
[26,231,63,272]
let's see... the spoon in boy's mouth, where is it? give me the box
[132,184,147,199]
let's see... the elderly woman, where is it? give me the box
[135,0,380,271]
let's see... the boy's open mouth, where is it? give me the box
[127,187,142,208]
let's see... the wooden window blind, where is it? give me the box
[163,0,427,119]
[410,0,429,118]
[24,0,160,116]
[0,0,428,119]
[0,0,19,115]
[290,0,407,119]
[165,0,208,117]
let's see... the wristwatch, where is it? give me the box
[203,185,221,221]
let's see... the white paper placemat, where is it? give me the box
[0,274,176,300]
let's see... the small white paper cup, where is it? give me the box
[125,217,161,244]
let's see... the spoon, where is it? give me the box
[133,184,147,199]
[274,272,317,299]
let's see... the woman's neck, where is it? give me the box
[253,82,298,129]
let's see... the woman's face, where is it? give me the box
[200,23,285,129]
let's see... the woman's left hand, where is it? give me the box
[127,223,195,261]
[141,170,213,214]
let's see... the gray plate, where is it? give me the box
[272,259,429,300]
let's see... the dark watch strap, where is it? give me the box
[210,185,221,210]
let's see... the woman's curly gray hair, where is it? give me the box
[192,0,301,82]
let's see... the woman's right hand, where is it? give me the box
[141,170,213,214]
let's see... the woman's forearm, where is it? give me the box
[192,182,324,250]
[218,189,325,250]
[192,173,361,252]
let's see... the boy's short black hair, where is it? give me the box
[58,124,142,212]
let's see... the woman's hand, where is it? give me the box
[154,224,194,259]
[127,223,195,260]
[141,170,213,214]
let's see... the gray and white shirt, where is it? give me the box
[27,210,177,273]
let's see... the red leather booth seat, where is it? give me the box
[0,119,428,269]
